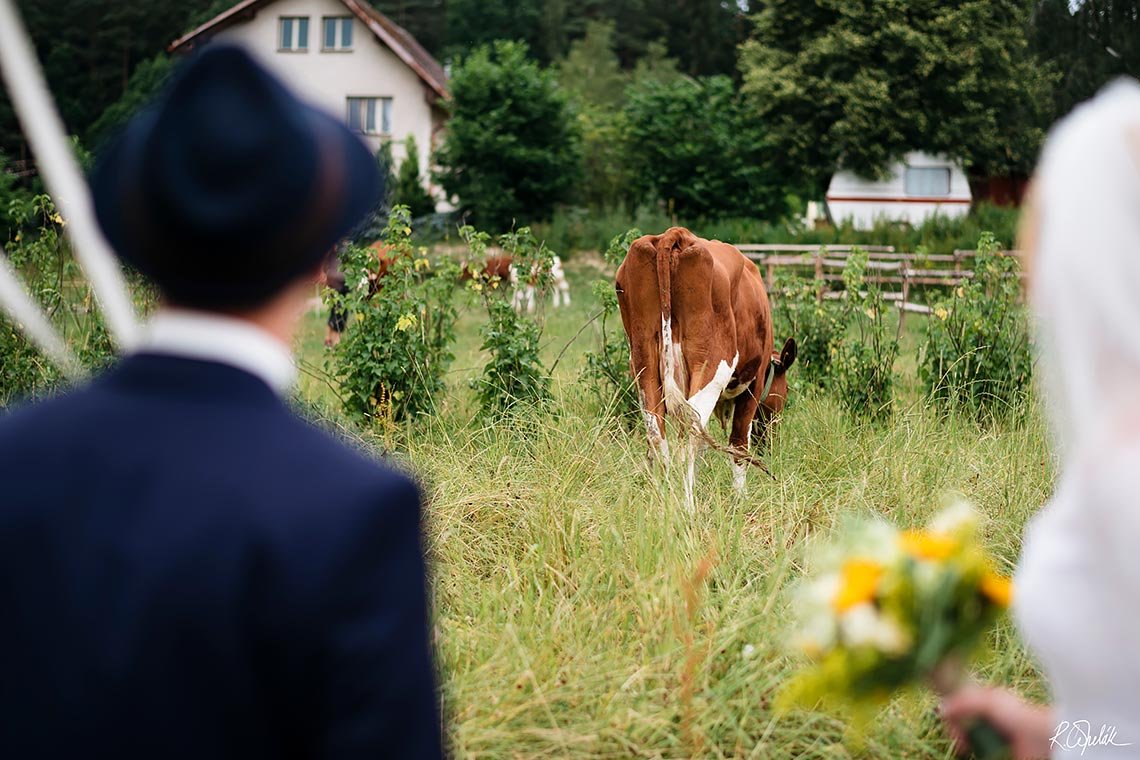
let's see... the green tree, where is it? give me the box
[623,75,784,219]
[2,0,221,157]
[392,134,436,219]
[435,41,581,229]
[444,0,546,60]
[739,0,1057,195]
[630,39,683,88]
[370,0,447,57]
[1030,0,1140,120]
[559,20,628,109]
[87,54,176,146]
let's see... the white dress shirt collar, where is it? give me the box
[137,309,297,396]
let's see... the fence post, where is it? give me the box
[898,262,910,333]
[814,251,824,303]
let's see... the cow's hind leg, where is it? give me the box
[729,379,761,493]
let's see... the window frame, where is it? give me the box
[278,16,310,52]
[903,166,952,197]
[321,16,354,51]
[346,96,393,136]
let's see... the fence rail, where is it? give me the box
[737,244,1025,327]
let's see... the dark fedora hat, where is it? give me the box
[91,44,382,310]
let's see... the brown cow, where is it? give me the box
[754,338,797,446]
[460,254,514,285]
[615,226,791,508]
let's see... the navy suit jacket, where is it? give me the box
[0,354,443,759]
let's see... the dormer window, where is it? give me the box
[322,17,354,51]
[278,17,309,51]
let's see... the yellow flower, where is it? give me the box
[980,571,1013,608]
[899,529,957,561]
[832,559,884,613]
[355,312,365,323]
[955,287,965,299]
[50,212,65,226]
[415,257,431,271]
[395,313,417,332]
[934,306,949,321]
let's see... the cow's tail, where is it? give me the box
[656,244,672,331]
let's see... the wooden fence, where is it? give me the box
[737,244,1025,328]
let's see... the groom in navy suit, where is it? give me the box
[0,45,442,758]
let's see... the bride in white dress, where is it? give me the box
[942,78,1140,759]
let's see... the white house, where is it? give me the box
[825,152,972,229]
[169,0,448,199]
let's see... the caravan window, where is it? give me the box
[904,166,951,196]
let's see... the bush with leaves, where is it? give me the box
[829,249,899,421]
[391,134,436,220]
[330,206,458,424]
[434,40,581,229]
[771,266,844,385]
[1,194,115,406]
[581,228,640,422]
[919,232,1032,418]
[462,224,551,416]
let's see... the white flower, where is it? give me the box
[930,500,979,535]
[742,644,756,659]
[839,603,910,654]
[792,574,841,655]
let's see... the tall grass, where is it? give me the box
[297,256,1052,758]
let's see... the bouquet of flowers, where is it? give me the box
[777,502,1013,757]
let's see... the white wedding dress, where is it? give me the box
[1014,78,1140,758]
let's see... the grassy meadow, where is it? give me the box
[294,253,1054,759]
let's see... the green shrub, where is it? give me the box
[462,225,552,416]
[581,229,640,423]
[391,134,435,220]
[331,206,458,424]
[829,249,899,420]
[623,75,785,220]
[919,232,1032,418]
[1,194,114,407]
[770,267,843,385]
[435,41,581,229]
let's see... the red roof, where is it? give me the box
[168,0,448,100]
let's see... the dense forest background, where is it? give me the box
[1,0,1138,229]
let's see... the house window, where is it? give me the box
[904,166,951,196]
[322,17,353,50]
[347,97,392,135]
[279,17,309,51]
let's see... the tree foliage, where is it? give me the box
[623,75,785,219]
[435,41,580,229]
[1030,0,1140,119]
[392,134,436,219]
[740,0,1057,194]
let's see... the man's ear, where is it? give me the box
[779,337,797,372]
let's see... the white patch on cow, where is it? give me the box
[732,424,750,493]
[660,316,688,414]
[686,352,740,427]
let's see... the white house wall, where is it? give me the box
[826,151,972,229]
[214,0,435,189]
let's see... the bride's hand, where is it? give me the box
[941,686,1054,759]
